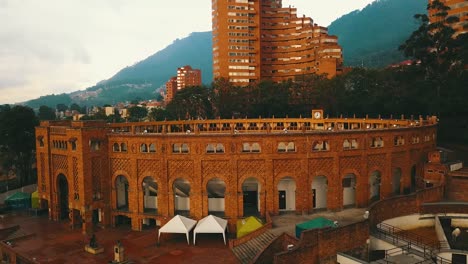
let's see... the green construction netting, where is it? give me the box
[236,216,263,238]
[5,192,31,209]
[295,217,335,238]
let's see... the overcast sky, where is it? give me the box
[0,0,375,105]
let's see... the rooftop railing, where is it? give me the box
[107,115,437,136]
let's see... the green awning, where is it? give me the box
[295,217,335,238]
[6,192,31,201]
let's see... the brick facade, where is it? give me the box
[35,115,438,234]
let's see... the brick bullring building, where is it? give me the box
[35,110,438,234]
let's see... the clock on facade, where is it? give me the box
[312,109,323,119]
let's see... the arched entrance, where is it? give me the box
[207,178,226,217]
[115,175,129,211]
[311,176,327,210]
[392,168,402,195]
[277,177,296,212]
[242,177,261,216]
[142,177,158,214]
[342,174,356,207]
[369,171,381,203]
[57,174,69,220]
[411,165,417,192]
[173,178,190,216]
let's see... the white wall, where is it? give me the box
[312,177,327,209]
[116,183,126,207]
[175,196,190,210]
[435,216,449,245]
[370,236,402,251]
[343,187,355,206]
[144,196,157,209]
[278,178,296,210]
[208,198,225,211]
[382,214,434,230]
[452,218,468,228]
[336,253,367,264]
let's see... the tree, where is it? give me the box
[0,105,38,186]
[56,103,68,112]
[399,0,466,115]
[38,105,56,120]
[70,103,82,113]
[166,86,213,120]
[128,106,148,122]
[148,108,171,121]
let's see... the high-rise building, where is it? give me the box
[177,65,202,90]
[429,0,467,36]
[165,77,178,103]
[165,65,202,103]
[212,0,343,85]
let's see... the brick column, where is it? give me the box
[265,159,274,214]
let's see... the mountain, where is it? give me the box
[104,31,213,85]
[24,0,427,108]
[25,32,213,108]
[328,0,427,68]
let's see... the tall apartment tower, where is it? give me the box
[212,0,343,86]
[165,65,202,103]
[429,0,467,36]
[165,77,178,103]
[177,65,202,90]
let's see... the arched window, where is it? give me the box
[343,140,350,150]
[277,142,286,152]
[181,144,189,153]
[206,144,215,153]
[351,139,358,149]
[251,143,261,152]
[140,144,148,153]
[287,142,295,152]
[216,143,225,153]
[242,143,250,152]
[113,143,120,152]
[313,141,329,151]
[149,143,156,153]
[121,143,127,152]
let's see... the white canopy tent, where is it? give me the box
[193,215,228,245]
[158,215,197,245]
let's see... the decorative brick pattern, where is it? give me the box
[340,156,361,173]
[40,153,46,192]
[72,157,79,195]
[274,159,301,177]
[110,158,130,175]
[168,160,194,179]
[91,157,102,197]
[51,154,68,175]
[392,152,405,168]
[309,158,333,175]
[238,160,265,178]
[202,160,230,177]
[368,154,385,170]
[137,159,161,177]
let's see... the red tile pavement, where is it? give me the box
[1,212,239,264]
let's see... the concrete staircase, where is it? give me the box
[232,230,278,264]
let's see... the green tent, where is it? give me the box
[5,192,31,209]
[295,217,335,238]
[31,190,40,209]
[237,216,263,238]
